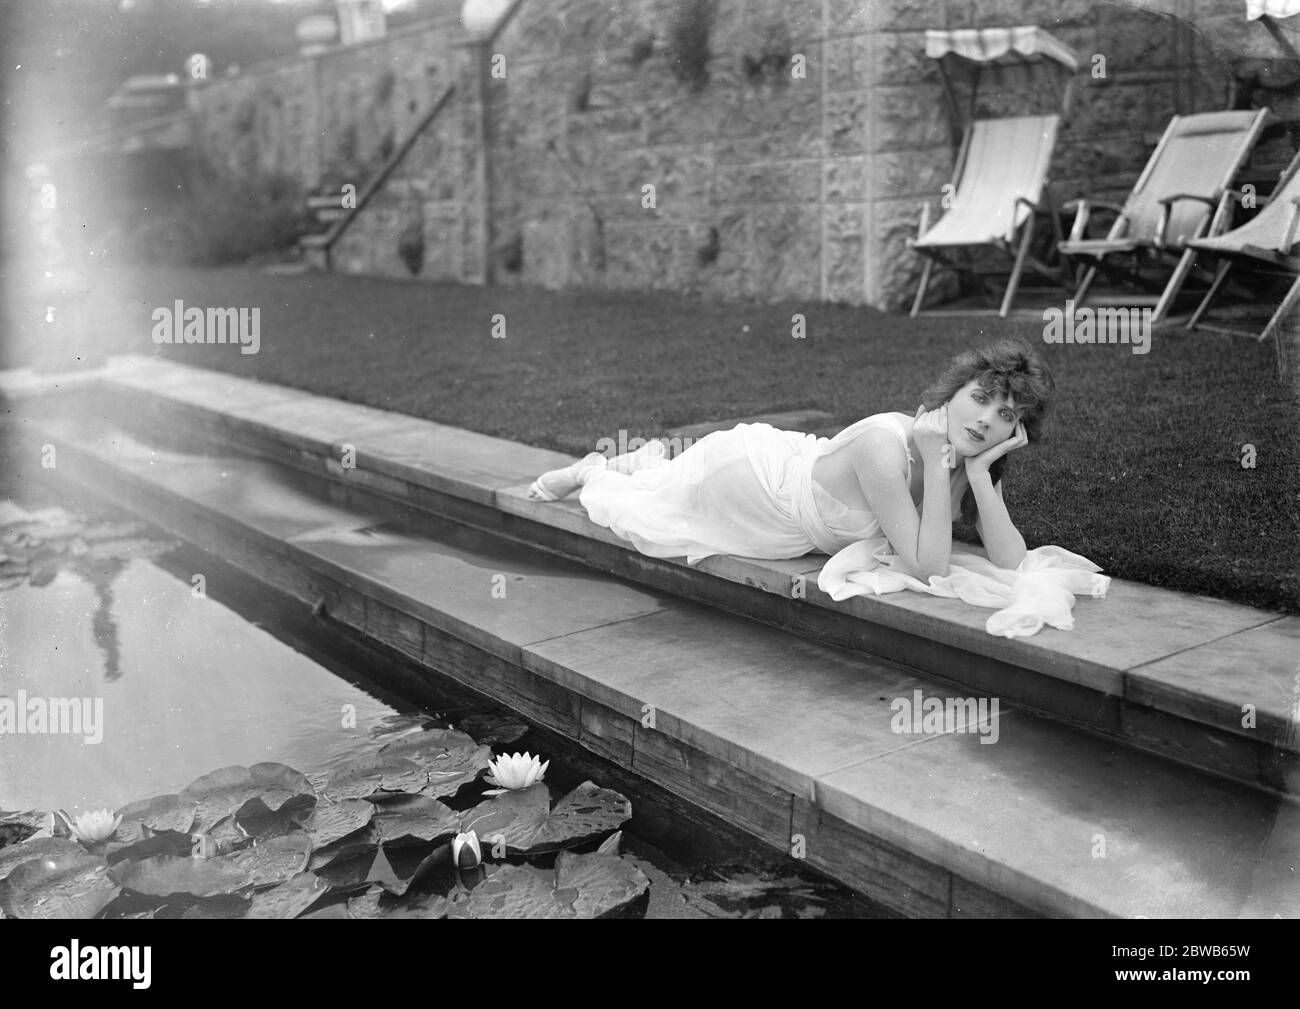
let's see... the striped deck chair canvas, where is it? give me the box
[1186,149,1300,360]
[1057,109,1274,322]
[909,115,1062,318]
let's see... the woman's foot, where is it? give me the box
[528,453,607,501]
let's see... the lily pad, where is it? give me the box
[309,838,378,879]
[105,830,195,867]
[108,853,254,898]
[447,864,567,919]
[0,811,44,848]
[321,753,427,801]
[0,850,120,919]
[459,780,631,854]
[445,851,649,919]
[379,727,494,799]
[300,903,351,919]
[384,892,451,919]
[173,894,251,919]
[344,886,386,919]
[305,798,374,851]
[234,794,317,841]
[553,849,650,918]
[180,763,314,832]
[176,899,249,920]
[312,838,447,898]
[115,794,199,842]
[246,871,331,919]
[0,837,85,883]
[457,713,530,746]
[228,833,312,888]
[369,793,461,844]
[321,728,492,803]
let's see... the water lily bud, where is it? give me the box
[452,830,482,869]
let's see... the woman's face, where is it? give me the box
[945,380,1021,457]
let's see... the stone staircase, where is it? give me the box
[3,355,1298,918]
[298,82,457,272]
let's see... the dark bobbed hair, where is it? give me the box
[920,337,1055,524]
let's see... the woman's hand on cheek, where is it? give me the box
[913,405,951,468]
[964,421,1027,478]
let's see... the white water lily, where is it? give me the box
[63,808,122,845]
[483,752,549,796]
[451,830,482,869]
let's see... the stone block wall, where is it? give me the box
[469,0,1275,309]
[189,12,461,190]
[167,0,1296,308]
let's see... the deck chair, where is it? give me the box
[909,115,1062,317]
[1057,109,1274,323]
[1185,150,1300,351]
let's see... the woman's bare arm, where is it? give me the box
[852,425,952,580]
[965,422,1029,570]
[972,478,1026,569]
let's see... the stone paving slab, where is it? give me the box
[100,355,303,415]
[287,518,668,667]
[815,709,1298,918]
[350,427,574,506]
[33,416,398,546]
[1127,617,1300,747]
[523,603,991,799]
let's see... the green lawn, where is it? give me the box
[5,261,1297,614]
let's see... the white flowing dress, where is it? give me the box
[576,411,1111,638]
[578,413,964,564]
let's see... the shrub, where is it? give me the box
[498,232,524,273]
[666,0,715,92]
[397,219,424,275]
[629,33,654,67]
[120,151,311,266]
[738,19,793,85]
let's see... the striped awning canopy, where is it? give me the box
[1246,1,1300,20]
[924,26,1080,73]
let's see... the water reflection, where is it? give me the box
[86,557,125,682]
[0,554,397,813]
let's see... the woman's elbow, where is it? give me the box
[992,547,1027,571]
[899,558,949,581]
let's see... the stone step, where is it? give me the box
[11,355,1299,802]
[16,404,1300,918]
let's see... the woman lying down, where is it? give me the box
[527,338,1108,637]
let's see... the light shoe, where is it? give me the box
[528,452,607,501]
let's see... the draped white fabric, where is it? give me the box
[818,541,1110,638]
